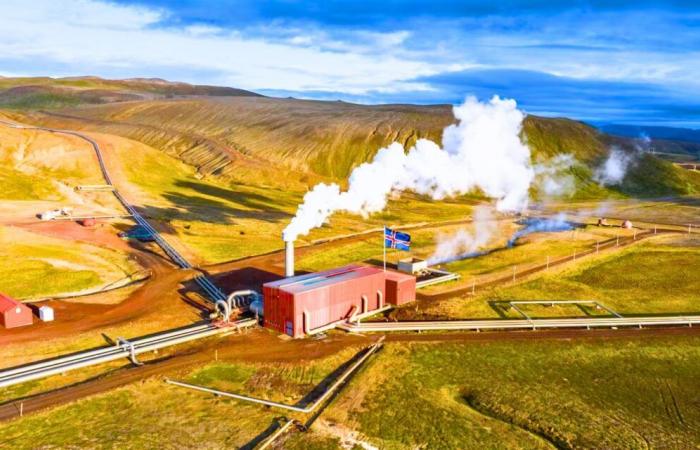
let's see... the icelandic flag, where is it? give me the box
[384,227,411,251]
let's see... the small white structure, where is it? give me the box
[39,207,72,221]
[621,220,633,229]
[398,258,428,274]
[38,305,54,322]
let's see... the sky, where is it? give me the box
[1,0,699,127]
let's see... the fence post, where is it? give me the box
[19,402,23,417]
[215,349,218,361]
[546,256,550,270]
[512,266,516,282]
[573,250,577,261]
[472,280,475,295]
[654,225,657,234]
[633,230,637,240]
[616,234,619,247]
[596,240,600,254]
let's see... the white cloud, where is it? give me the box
[0,0,697,98]
[0,0,441,94]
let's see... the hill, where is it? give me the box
[598,123,700,162]
[0,76,261,110]
[12,95,696,199]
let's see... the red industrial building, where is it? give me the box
[384,270,416,306]
[263,265,415,338]
[0,293,33,329]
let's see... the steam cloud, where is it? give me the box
[283,96,534,242]
[594,134,651,186]
[594,147,633,185]
[507,213,574,247]
[535,154,576,197]
[427,206,496,265]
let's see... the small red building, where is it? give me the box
[384,270,417,305]
[0,293,33,329]
[264,265,388,338]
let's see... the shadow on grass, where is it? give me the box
[487,300,619,320]
[209,266,283,292]
[461,391,569,450]
[132,179,294,225]
[240,417,292,450]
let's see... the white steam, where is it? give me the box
[534,154,576,197]
[427,206,496,265]
[283,96,534,241]
[594,147,633,186]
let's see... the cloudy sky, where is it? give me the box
[1,0,699,127]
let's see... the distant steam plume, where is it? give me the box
[283,96,534,241]
[594,134,652,186]
[507,213,574,247]
[594,146,633,186]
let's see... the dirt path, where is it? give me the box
[0,121,208,347]
[0,248,192,346]
[1,326,697,422]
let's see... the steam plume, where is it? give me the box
[507,213,573,247]
[283,96,534,241]
[427,206,496,265]
[594,146,632,186]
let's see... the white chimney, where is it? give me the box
[285,240,294,277]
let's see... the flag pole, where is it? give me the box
[383,226,387,272]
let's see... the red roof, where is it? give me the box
[266,264,384,294]
[384,270,415,282]
[0,293,22,313]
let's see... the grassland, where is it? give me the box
[297,219,639,291]
[0,343,365,449]
[1,336,697,449]
[0,126,105,201]
[312,337,700,449]
[423,233,700,319]
[0,226,139,299]
[104,130,479,263]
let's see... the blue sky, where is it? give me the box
[1,0,699,127]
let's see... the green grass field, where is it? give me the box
[0,344,364,449]
[0,125,106,201]
[2,336,698,449]
[0,226,138,299]
[307,337,700,450]
[425,234,700,319]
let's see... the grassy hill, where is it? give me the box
[0,76,260,110]
[1,77,699,263]
[17,95,697,198]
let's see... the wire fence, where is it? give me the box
[419,226,699,300]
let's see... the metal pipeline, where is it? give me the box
[165,337,384,413]
[215,300,231,322]
[226,289,260,310]
[0,319,257,388]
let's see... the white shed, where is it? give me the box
[39,305,54,322]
